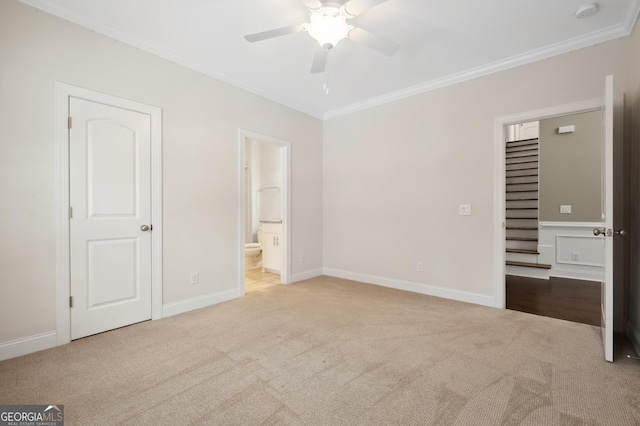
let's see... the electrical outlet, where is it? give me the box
[300,254,305,263]
[560,205,572,214]
[459,204,472,216]
[190,272,199,285]
[417,261,424,272]
[572,252,580,262]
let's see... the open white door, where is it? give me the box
[599,75,615,362]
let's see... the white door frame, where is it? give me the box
[55,83,163,345]
[238,129,291,293]
[493,97,602,308]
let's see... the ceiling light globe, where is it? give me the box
[307,12,351,48]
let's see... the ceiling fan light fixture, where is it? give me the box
[307,11,352,48]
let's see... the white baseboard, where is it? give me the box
[549,271,602,282]
[627,321,640,356]
[289,268,323,284]
[0,331,57,361]
[162,288,242,318]
[323,268,495,308]
[506,265,550,280]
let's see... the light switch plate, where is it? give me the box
[459,204,471,216]
[560,205,572,214]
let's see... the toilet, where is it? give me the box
[244,228,263,270]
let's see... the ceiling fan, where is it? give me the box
[243,0,400,74]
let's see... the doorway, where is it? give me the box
[495,77,623,362]
[55,83,163,345]
[504,114,602,325]
[494,97,604,309]
[238,130,291,294]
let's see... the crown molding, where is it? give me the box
[18,0,325,119]
[18,0,640,122]
[323,2,640,120]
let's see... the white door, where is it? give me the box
[69,97,152,340]
[599,75,615,362]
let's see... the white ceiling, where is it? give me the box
[20,0,640,119]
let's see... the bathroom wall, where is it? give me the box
[258,142,284,223]
[246,140,283,243]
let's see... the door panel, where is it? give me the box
[601,75,614,362]
[70,97,152,340]
[88,238,138,307]
[88,121,137,217]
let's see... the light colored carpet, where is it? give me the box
[1,276,639,425]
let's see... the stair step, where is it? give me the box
[506,182,538,186]
[506,189,538,194]
[507,159,539,165]
[506,166,538,172]
[506,237,538,242]
[506,248,540,254]
[506,146,538,152]
[506,261,551,270]
[507,138,538,147]
[506,152,538,159]
[506,207,538,210]
[507,227,537,230]
[505,145,538,156]
[506,173,538,178]
[506,217,538,220]
[506,197,538,201]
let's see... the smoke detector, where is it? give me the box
[575,3,599,18]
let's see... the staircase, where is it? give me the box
[505,138,551,278]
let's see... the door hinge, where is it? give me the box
[150,224,153,231]
[69,296,73,308]
[68,116,72,129]
[69,206,73,219]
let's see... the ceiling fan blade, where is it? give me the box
[244,25,305,43]
[344,0,389,16]
[310,45,329,74]
[348,27,399,56]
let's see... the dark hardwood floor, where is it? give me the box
[506,275,600,326]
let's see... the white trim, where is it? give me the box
[18,0,640,121]
[549,270,603,282]
[627,320,640,356]
[555,235,604,267]
[0,332,57,362]
[238,129,292,295]
[324,268,495,308]
[162,289,241,318]
[540,221,605,228]
[55,82,163,346]
[322,10,640,120]
[290,268,324,283]
[494,97,604,308]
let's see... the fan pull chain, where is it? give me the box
[323,47,331,95]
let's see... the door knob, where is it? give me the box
[593,228,607,236]
[614,229,627,237]
[140,224,151,232]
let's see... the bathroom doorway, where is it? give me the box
[238,130,291,294]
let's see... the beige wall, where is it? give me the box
[539,110,603,222]
[2,0,640,356]
[0,0,323,344]
[323,22,637,303]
